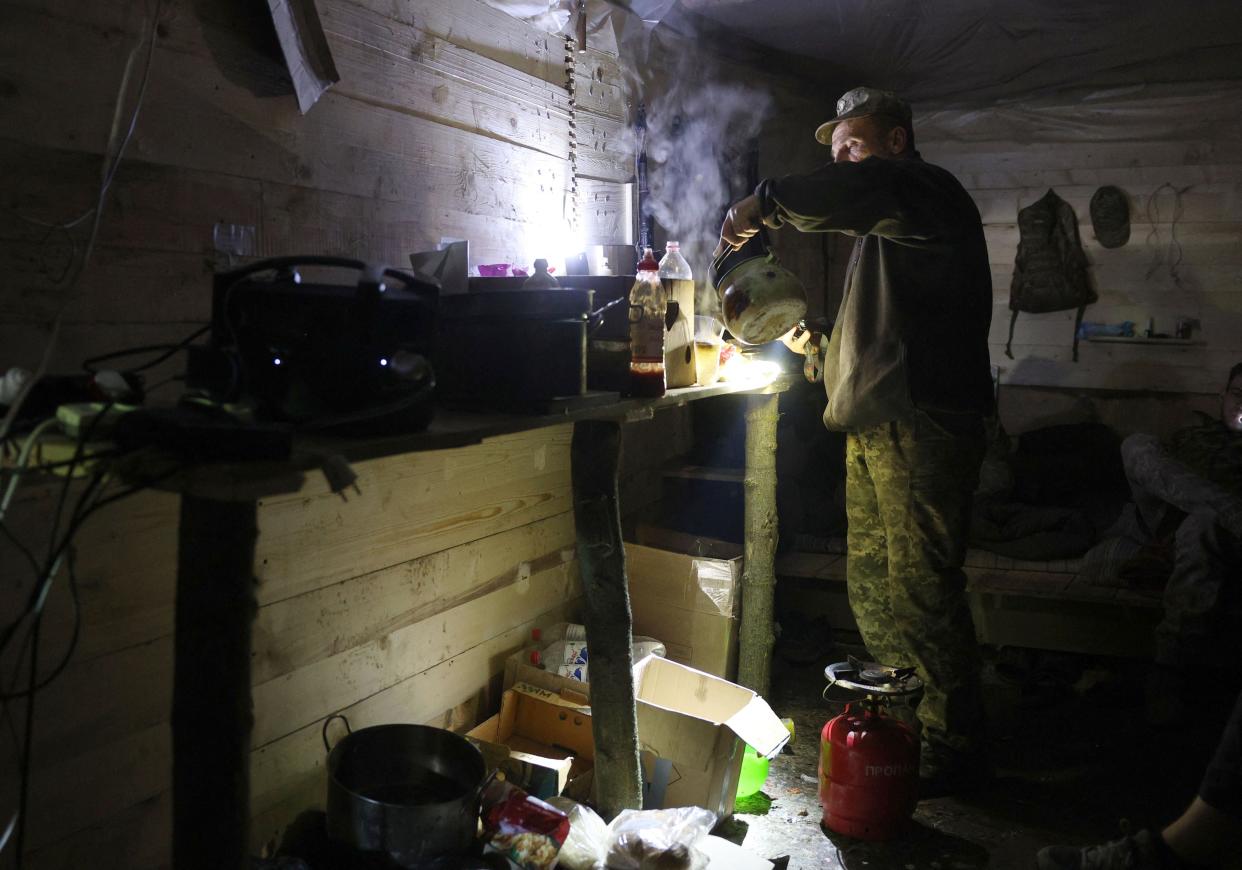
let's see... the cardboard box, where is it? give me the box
[497,655,788,819]
[502,646,591,697]
[634,655,789,819]
[502,539,741,687]
[467,682,593,800]
[626,542,742,679]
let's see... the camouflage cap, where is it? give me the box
[1089,185,1130,249]
[814,87,913,145]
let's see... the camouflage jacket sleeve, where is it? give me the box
[1166,419,1242,498]
[754,156,949,241]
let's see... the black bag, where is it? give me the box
[1006,189,1096,361]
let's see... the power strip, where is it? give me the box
[55,402,139,438]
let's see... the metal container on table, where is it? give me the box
[435,289,597,404]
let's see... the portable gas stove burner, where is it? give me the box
[819,656,924,839]
[824,655,923,698]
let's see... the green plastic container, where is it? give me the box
[735,744,770,799]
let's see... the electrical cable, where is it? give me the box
[45,400,112,565]
[2,484,102,702]
[1144,181,1189,288]
[0,523,41,588]
[1,444,175,705]
[0,6,170,829]
[0,464,93,670]
[0,0,162,450]
[140,375,184,396]
[81,323,210,375]
[5,457,203,698]
[1,463,114,870]
[0,812,14,857]
[0,400,110,866]
[5,449,121,476]
[15,613,39,866]
[0,471,174,868]
[0,418,59,524]
[0,419,62,657]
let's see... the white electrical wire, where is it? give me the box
[0,812,15,857]
[0,0,163,447]
[0,419,59,524]
[0,466,112,866]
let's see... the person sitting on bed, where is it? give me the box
[1097,362,1242,722]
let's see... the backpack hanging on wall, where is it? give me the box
[1007,189,1096,362]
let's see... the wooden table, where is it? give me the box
[148,371,794,868]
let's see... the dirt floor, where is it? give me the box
[720,639,1241,870]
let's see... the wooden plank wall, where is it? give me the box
[0,420,691,870]
[0,0,641,865]
[917,83,1242,395]
[0,428,587,867]
[0,0,631,374]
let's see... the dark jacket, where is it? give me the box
[756,152,994,431]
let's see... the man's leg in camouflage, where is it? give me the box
[865,412,985,762]
[1122,433,1242,665]
[844,430,906,668]
[1123,433,1242,535]
[1156,508,1242,665]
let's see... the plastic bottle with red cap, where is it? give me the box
[627,247,667,397]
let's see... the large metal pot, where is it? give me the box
[323,714,487,867]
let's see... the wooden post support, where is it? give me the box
[173,495,258,870]
[570,419,642,819]
[737,392,780,696]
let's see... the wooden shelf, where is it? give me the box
[1085,336,1205,346]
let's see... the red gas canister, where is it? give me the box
[818,701,919,840]
[819,658,924,841]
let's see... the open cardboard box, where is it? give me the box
[498,655,787,818]
[466,682,594,801]
[634,655,789,818]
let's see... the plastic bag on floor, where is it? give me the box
[546,798,610,870]
[605,807,716,870]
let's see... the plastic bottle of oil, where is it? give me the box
[627,247,667,397]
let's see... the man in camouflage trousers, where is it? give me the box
[845,413,986,771]
[719,87,994,793]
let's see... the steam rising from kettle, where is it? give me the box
[709,223,808,345]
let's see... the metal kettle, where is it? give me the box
[709,224,808,345]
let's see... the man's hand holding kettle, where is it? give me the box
[714,194,763,256]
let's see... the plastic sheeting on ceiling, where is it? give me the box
[669,0,1242,104]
